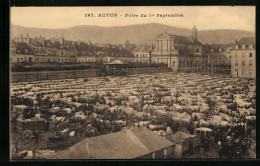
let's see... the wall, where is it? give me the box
[11,69,99,83]
[11,67,168,83]
[231,49,255,78]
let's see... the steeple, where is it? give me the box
[192,25,197,40]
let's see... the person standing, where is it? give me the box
[217,140,223,158]
[44,120,49,131]
[204,138,209,155]
[34,130,40,143]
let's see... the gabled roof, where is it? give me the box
[51,127,174,159]
[232,37,255,50]
[133,45,152,53]
[30,38,43,47]
[16,42,34,54]
[203,44,234,53]
[165,131,196,143]
[157,33,202,45]
[238,37,255,46]
[174,35,202,45]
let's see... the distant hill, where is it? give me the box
[10,23,255,45]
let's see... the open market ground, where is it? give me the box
[10,72,256,159]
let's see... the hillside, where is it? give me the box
[10,23,255,45]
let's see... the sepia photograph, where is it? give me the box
[9,6,256,159]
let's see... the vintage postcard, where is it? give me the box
[10,6,256,159]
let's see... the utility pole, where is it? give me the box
[170,39,171,69]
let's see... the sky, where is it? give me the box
[11,6,255,32]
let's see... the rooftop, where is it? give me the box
[51,127,174,159]
[157,32,202,45]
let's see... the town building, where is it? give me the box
[10,40,35,63]
[151,26,204,73]
[230,37,255,78]
[11,34,135,64]
[132,45,152,63]
[203,44,233,74]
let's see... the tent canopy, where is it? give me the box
[105,60,126,65]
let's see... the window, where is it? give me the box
[235,60,238,66]
[249,53,253,57]
[249,70,252,76]
[249,60,252,66]
[242,70,244,75]
[183,61,185,67]
[136,54,138,58]
[242,60,245,66]
[173,61,175,67]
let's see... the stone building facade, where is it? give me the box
[203,44,232,74]
[230,37,255,78]
[151,26,204,73]
[132,45,152,63]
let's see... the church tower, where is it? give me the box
[192,25,197,40]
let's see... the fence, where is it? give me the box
[11,67,168,83]
[11,69,99,83]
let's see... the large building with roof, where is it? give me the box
[132,45,153,63]
[151,26,239,75]
[203,44,233,74]
[51,127,176,159]
[10,34,134,64]
[151,26,205,73]
[230,37,255,78]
